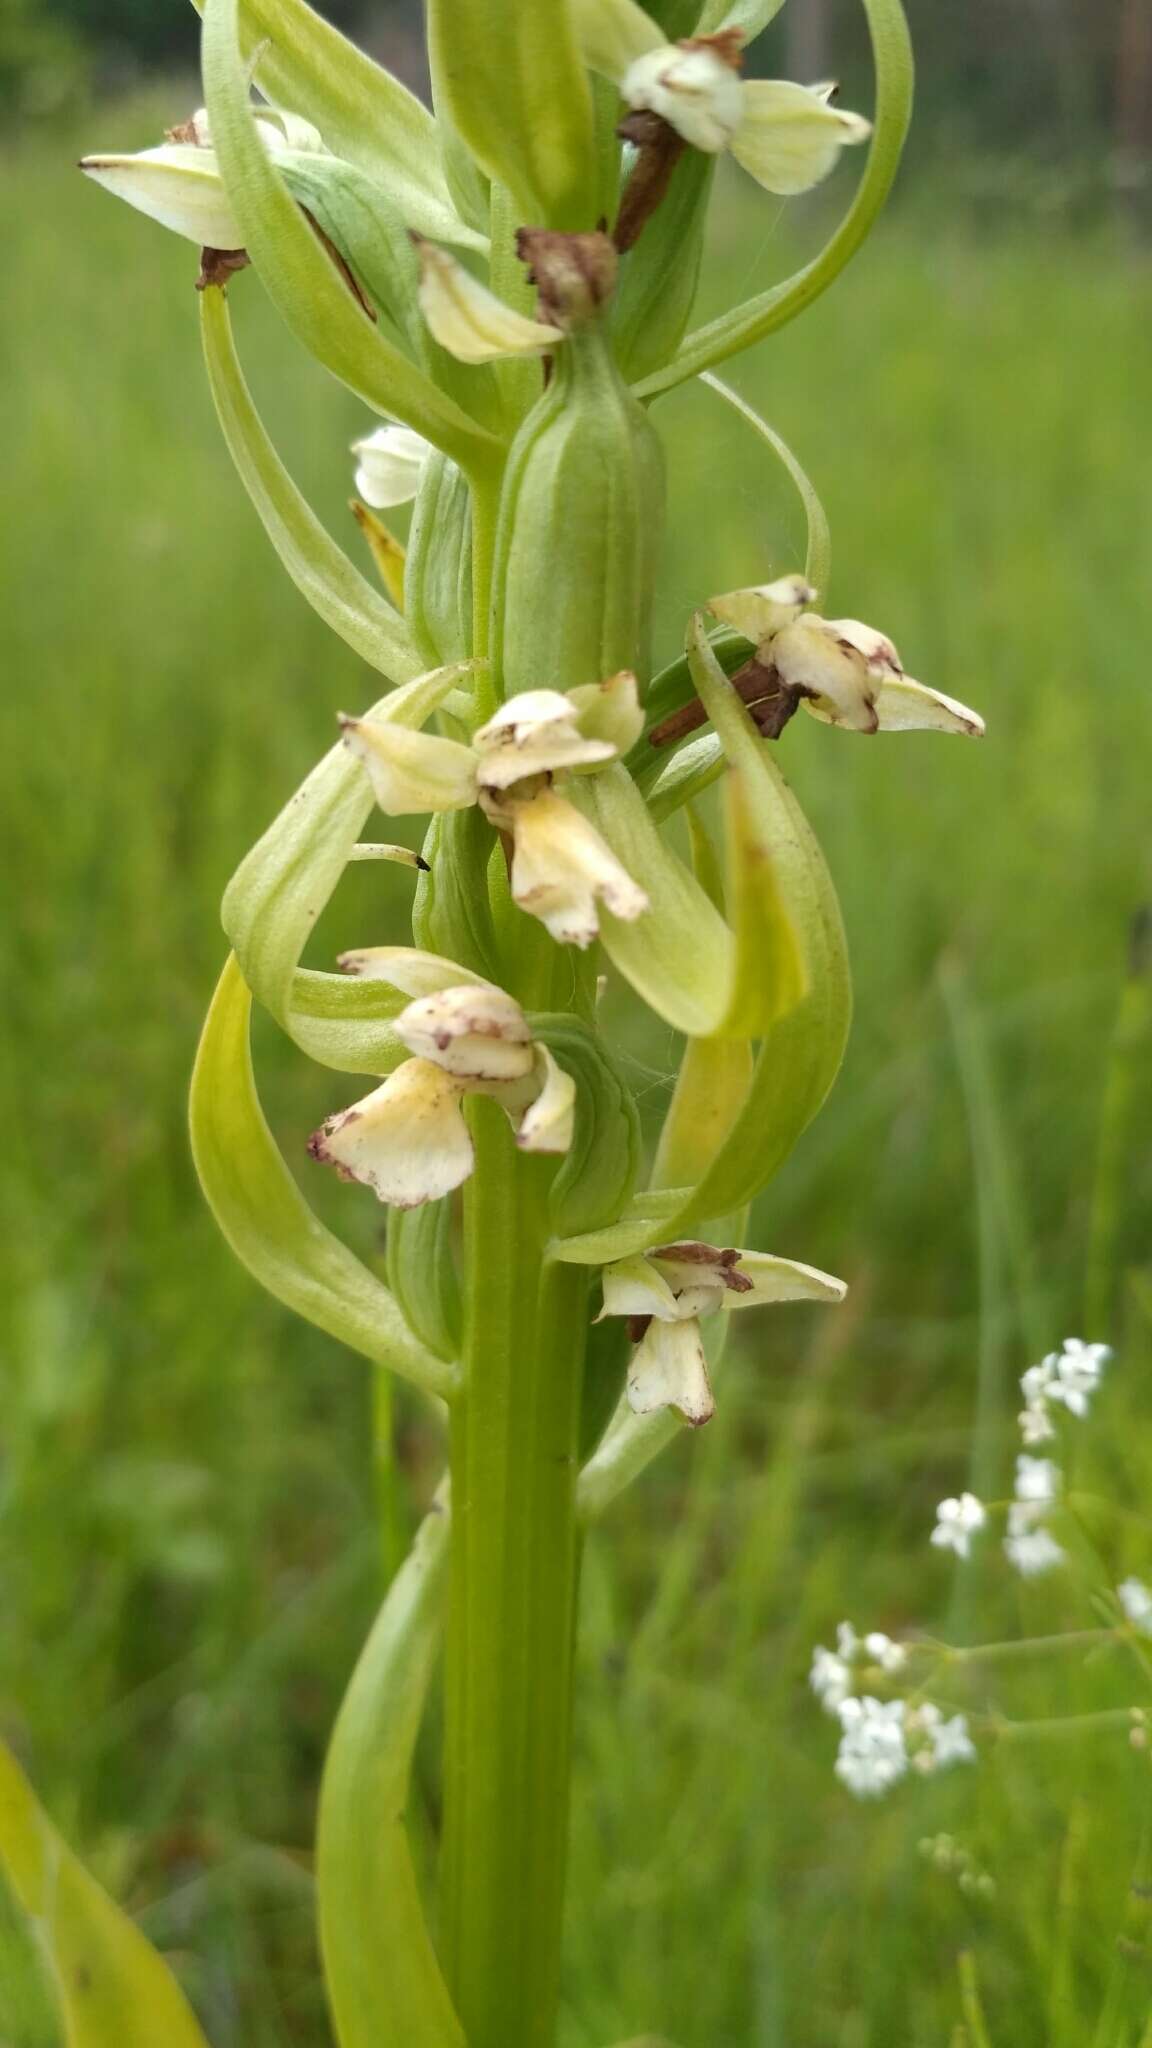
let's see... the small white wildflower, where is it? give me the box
[1118,1579,1152,1636]
[929,1712,977,1770]
[836,1620,861,1662]
[930,1492,986,1559]
[1047,1337,1112,1417]
[1020,1358,1055,1405]
[1014,1455,1061,1506]
[834,1696,908,1799]
[809,1645,851,1713]
[1003,1503,1067,1577]
[1018,1400,1056,1446]
[863,1631,908,1674]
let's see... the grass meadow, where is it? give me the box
[3,94,1152,2046]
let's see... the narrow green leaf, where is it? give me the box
[612,153,714,383]
[222,663,467,1041]
[200,287,423,685]
[0,1738,212,2048]
[191,955,455,1398]
[201,0,498,470]
[190,0,485,249]
[426,0,598,229]
[695,0,787,33]
[634,0,914,398]
[640,731,725,819]
[318,1501,465,2048]
[566,764,734,1037]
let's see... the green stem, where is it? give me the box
[441,1099,590,2048]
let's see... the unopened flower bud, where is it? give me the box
[351,423,432,510]
[413,238,565,363]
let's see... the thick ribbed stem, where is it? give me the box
[440,1099,589,2048]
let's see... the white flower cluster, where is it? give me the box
[1018,1337,1111,1443]
[809,1622,974,1800]
[929,1337,1113,1580]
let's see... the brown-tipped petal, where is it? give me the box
[308,1059,472,1208]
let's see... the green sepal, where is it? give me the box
[406,453,474,668]
[191,958,455,1392]
[387,1200,463,1366]
[274,150,427,359]
[201,0,497,471]
[565,764,734,1037]
[426,0,599,229]
[0,1738,212,2048]
[530,1015,641,1238]
[190,0,485,251]
[285,968,410,1076]
[222,664,466,1054]
[317,1502,465,2048]
[612,151,714,384]
[578,1312,631,1463]
[199,286,422,687]
[412,807,501,985]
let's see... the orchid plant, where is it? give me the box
[0,1,989,2043]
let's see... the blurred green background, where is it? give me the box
[2,1,1152,2043]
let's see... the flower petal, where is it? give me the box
[516,1045,577,1154]
[771,616,879,732]
[599,1253,681,1322]
[474,690,615,789]
[731,80,871,197]
[726,1250,848,1308]
[80,144,242,249]
[565,669,644,756]
[339,716,478,815]
[350,423,432,509]
[414,239,564,363]
[627,1315,715,1426]
[336,947,495,996]
[623,42,745,153]
[867,675,985,737]
[707,574,816,647]
[308,1057,472,1208]
[396,985,536,1081]
[508,786,648,947]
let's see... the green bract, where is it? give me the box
[52,5,965,2048]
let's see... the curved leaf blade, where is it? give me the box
[200,287,423,685]
[0,1739,211,2048]
[190,955,455,1398]
[318,1502,465,2048]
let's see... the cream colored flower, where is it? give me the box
[351,423,432,510]
[308,960,576,1207]
[340,676,649,948]
[599,1240,846,1426]
[572,1,870,196]
[708,581,985,737]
